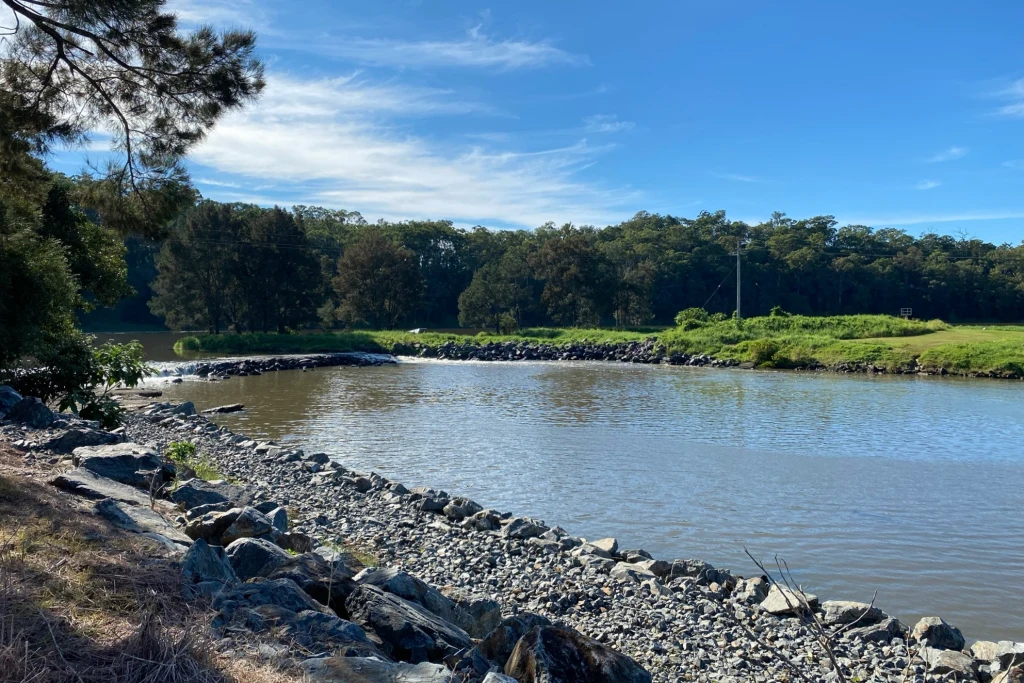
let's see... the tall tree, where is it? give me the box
[533,223,608,327]
[332,231,423,330]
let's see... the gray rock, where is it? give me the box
[440,586,503,639]
[821,600,884,626]
[482,674,517,683]
[307,452,331,465]
[610,561,658,584]
[590,537,619,555]
[182,538,238,591]
[0,385,22,416]
[634,558,671,578]
[912,616,966,651]
[345,584,473,664]
[268,506,288,532]
[221,506,274,546]
[93,498,191,546]
[211,577,332,634]
[971,641,1024,669]
[225,537,292,581]
[844,617,907,644]
[668,558,733,587]
[500,516,548,540]
[170,401,196,416]
[169,479,252,510]
[51,468,165,508]
[74,442,163,489]
[734,577,769,604]
[280,610,376,655]
[185,507,242,544]
[504,625,653,683]
[275,531,315,554]
[268,552,358,614]
[760,584,818,616]
[7,397,54,428]
[41,428,118,453]
[475,613,552,669]
[302,656,452,683]
[462,509,501,531]
[201,403,244,414]
[442,496,483,521]
[354,567,462,625]
[576,554,616,573]
[921,646,977,679]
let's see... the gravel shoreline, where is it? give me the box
[114,400,1021,683]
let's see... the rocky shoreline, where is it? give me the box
[2,384,1022,683]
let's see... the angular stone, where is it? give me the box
[0,385,22,416]
[268,506,288,532]
[169,479,252,510]
[184,507,242,545]
[220,506,273,546]
[279,610,376,655]
[845,617,907,644]
[211,577,332,634]
[462,509,501,531]
[821,600,884,626]
[302,657,452,683]
[734,577,769,604]
[442,497,482,522]
[504,625,652,683]
[182,538,237,591]
[354,567,462,625]
[610,561,658,584]
[7,397,54,428]
[93,498,191,546]
[500,516,548,540]
[912,616,966,651]
[225,537,292,582]
[269,552,358,614]
[760,584,818,616]
[634,558,671,578]
[440,586,503,639]
[476,613,552,668]
[51,468,166,508]
[74,443,163,489]
[921,647,977,679]
[41,428,118,453]
[345,584,473,664]
[590,537,619,555]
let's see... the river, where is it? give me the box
[114,333,1024,642]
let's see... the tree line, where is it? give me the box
[142,201,1024,334]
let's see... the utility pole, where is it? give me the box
[735,242,742,319]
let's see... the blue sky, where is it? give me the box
[58,1,1024,241]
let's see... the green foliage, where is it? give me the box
[60,341,154,429]
[769,306,791,317]
[333,230,424,330]
[164,441,224,482]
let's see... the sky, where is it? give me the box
[54,0,1024,241]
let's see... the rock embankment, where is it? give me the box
[395,338,737,368]
[164,351,394,380]
[3,385,1022,683]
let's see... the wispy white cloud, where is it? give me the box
[1003,159,1024,169]
[168,0,269,28]
[926,146,967,163]
[915,179,941,191]
[992,78,1024,118]
[190,73,638,228]
[583,114,634,134]
[845,210,1024,227]
[195,177,242,188]
[293,26,589,70]
[712,172,761,183]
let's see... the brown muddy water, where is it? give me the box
[117,333,1024,642]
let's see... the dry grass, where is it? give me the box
[0,444,301,683]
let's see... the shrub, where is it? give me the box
[674,307,710,327]
[769,305,791,317]
[747,339,781,366]
[164,441,223,481]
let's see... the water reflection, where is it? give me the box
[153,360,1024,641]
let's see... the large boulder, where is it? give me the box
[51,468,167,508]
[185,507,242,545]
[225,537,292,581]
[169,479,252,510]
[971,641,1024,670]
[0,385,22,416]
[500,517,548,540]
[182,539,237,597]
[220,506,274,546]
[668,558,733,587]
[475,613,551,669]
[7,397,55,428]
[279,610,376,655]
[74,443,164,489]
[609,562,658,584]
[504,625,652,683]
[734,577,769,604]
[843,617,907,644]
[345,584,473,664]
[41,428,118,453]
[590,537,619,555]
[920,647,977,680]
[440,586,503,639]
[442,497,483,522]
[354,567,462,626]
[760,584,818,616]
[302,656,452,683]
[911,616,966,651]
[212,578,332,632]
[93,498,191,547]
[821,600,884,626]
[268,552,359,615]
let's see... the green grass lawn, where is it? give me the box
[174,316,1024,376]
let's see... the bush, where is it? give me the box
[674,307,710,327]
[747,339,781,366]
[769,306,791,317]
[174,336,201,352]
[164,441,223,481]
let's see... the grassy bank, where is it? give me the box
[174,315,1024,376]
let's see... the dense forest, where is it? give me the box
[87,200,1024,333]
